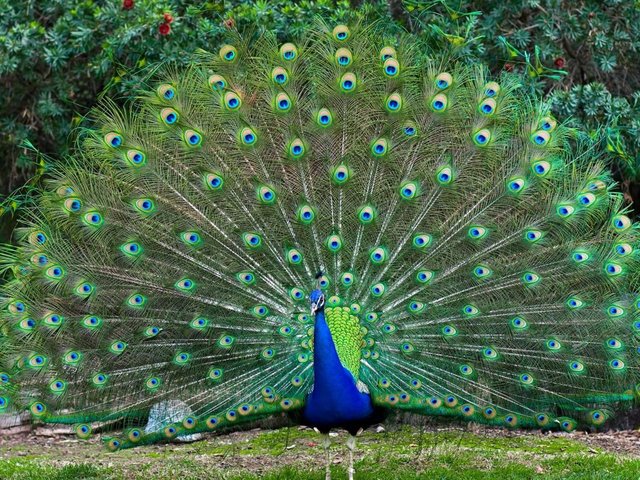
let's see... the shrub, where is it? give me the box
[1,0,639,242]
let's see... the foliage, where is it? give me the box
[404,0,640,181]
[0,0,362,198]
[1,0,640,228]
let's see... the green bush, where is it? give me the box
[0,0,366,197]
[1,0,639,238]
[406,0,640,178]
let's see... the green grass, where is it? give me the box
[1,426,639,479]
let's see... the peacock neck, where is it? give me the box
[312,310,351,394]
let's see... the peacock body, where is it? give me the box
[1,21,640,475]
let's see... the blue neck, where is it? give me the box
[302,309,374,430]
[312,310,352,395]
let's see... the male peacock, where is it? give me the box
[1,20,640,479]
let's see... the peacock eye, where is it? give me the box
[208,74,227,91]
[220,45,238,62]
[383,58,400,77]
[340,73,357,92]
[380,46,396,61]
[274,93,293,112]
[399,181,418,199]
[160,108,179,125]
[204,172,224,191]
[435,72,452,90]
[386,93,402,113]
[126,149,146,167]
[104,132,122,148]
[280,43,298,61]
[468,226,487,239]
[531,160,551,176]
[183,129,202,147]
[473,129,492,146]
[240,127,257,145]
[479,98,496,115]
[484,82,500,97]
[271,67,288,85]
[157,84,175,100]
[224,92,242,110]
[531,130,550,146]
[431,93,448,112]
[371,138,389,156]
[335,47,352,66]
[332,25,350,41]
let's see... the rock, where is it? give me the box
[376,425,385,433]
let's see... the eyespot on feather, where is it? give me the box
[332,25,350,41]
[219,45,238,62]
[435,72,453,90]
[271,67,289,85]
[156,84,175,101]
[208,74,227,91]
[380,46,396,61]
[280,43,298,61]
[383,58,400,77]
[335,48,352,67]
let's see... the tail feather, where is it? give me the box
[1,21,639,448]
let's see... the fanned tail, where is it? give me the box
[0,21,638,450]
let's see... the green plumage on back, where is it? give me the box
[323,302,365,379]
[0,20,639,453]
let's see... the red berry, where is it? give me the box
[122,0,134,10]
[159,23,171,36]
[554,57,566,68]
[163,13,174,23]
[504,63,514,72]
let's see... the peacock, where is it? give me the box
[2,20,640,480]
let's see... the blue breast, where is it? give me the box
[302,311,374,432]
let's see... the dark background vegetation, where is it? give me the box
[1,0,640,242]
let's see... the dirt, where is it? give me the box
[1,424,639,469]
[467,424,640,456]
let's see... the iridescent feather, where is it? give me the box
[1,21,639,454]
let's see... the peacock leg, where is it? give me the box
[322,433,331,480]
[346,434,356,480]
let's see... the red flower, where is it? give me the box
[163,13,174,24]
[554,57,566,69]
[223,18,235,29]
[122,0,134,10]
[504,62,514,72]
[159,23,171,36]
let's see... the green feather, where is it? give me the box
[1,21,639,451]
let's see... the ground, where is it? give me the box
[2,422,640,479]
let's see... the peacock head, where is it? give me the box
[310,289,325,315]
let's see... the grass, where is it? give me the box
[1,425,640,479]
